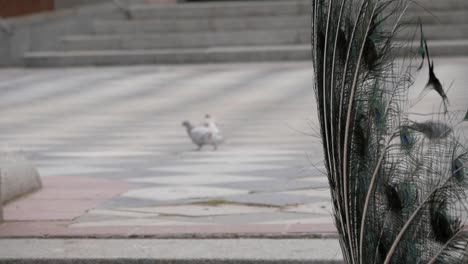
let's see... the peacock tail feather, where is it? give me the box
[311,0,468,263]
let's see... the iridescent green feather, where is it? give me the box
[399,181,417,212]
[370,91,386,130]
[311,0,468,263]
[400,127,416,151]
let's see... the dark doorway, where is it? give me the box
[0,0,54,18]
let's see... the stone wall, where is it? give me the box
[55,0,109,9]
[0,2,127,66]
[55,0,179,9]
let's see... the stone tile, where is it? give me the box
[122,186,250,201]
[180,156,297,163]
[124,204,278,217]
[149,164,287,174]
[220,179,315,193]
[296,176,329,184]
[22,189,122,200]
[224,192,316,207]
[261,217,333,225]
[70,218,209,227]
[183,148,304,157]
[81,209,160,218]
[4,200,107,221]
[43,150,157,158]
[180,212,317,225]
[37,165,122,176]
[99,196,171,209]
[280,189,332,199]
[127,175,268,185]
[4,176,132,221]
[38,176,132,189]
[34,157,148,166]
[283,201,333,215]
[0,145,49,152]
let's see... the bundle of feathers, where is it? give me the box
[182,114,224,151]
[311,0,468,263]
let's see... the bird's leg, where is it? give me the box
[213,144,217,151]
[196,145,202,151]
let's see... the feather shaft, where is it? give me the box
[343,1,380,260]
[329,0,349,240]
[359,138,392,264]
[339,1,369,260]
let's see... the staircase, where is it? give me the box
[24,0,468,67]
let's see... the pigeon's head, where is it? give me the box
[205,114,211,119]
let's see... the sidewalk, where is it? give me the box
[0,173,335,238]
[0,238,342,263]
[0,62,335,238]
[0,59,467,239]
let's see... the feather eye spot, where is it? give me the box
[385,184,403,213]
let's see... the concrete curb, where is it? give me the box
[0,260,340,264]
[0,239,343,264]
[0,153,41,204]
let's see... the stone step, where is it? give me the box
[404,0,468,11]
[19,0,468,67]
[130,1,311,19]
[92,10,468,35]
[93,15,311,34]
[401,24,468,40]
[61,29,311,50]
[60,23,468,51]
[413,10,468,24]
[126,0,468,20]
[24,40,468,67]
[24,45,311,67]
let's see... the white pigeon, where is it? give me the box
[182,120,223,151]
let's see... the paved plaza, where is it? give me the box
[0,59,467,237]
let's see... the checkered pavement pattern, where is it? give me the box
[0,63,336,227]
[0,59,467,228]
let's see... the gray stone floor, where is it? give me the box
[0,59,466,228]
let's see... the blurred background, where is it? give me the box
[0,0,466,239]
[0,0,466,66]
